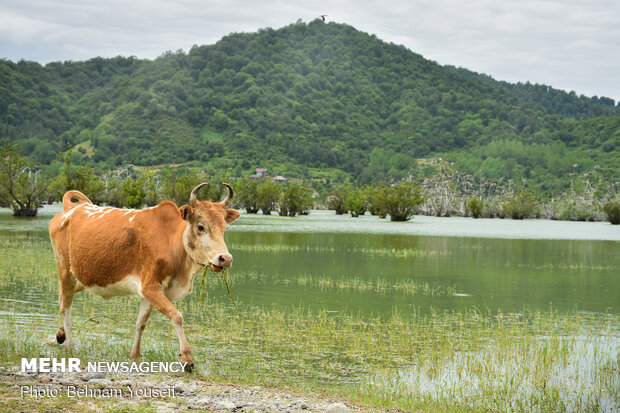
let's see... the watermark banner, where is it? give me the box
[21,358,188,374]
[20,385,176,398]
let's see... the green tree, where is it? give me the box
[364,183,388,217]
[160,171,201,206]
[159,170,226,206]
[279,183,313,217]
[327,184,349,214]
[121,177,146,209]
[0,144,48,216]
[102,172,124,207]
[345,188,366,217]
[376,181,424,221]
[257,180,281,215]
[236,178,260,213]
[140,171,162,206]
[49,146,105,203]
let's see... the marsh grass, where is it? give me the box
[515,262,616,271]
[232,242,450,258]
[1,303,618,412]
[219,271,460,297]
[1,235,619,411]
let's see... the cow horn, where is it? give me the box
[189,183,209,207]
[220,183,233,206]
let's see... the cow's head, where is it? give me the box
[179,183,240,272]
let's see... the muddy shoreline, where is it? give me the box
[0,367,371,412]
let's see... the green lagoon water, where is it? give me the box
[2,204,618,411]
[1,204,618,319]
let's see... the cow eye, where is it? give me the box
[197,224,206,232]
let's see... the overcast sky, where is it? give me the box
[1,0,619,102]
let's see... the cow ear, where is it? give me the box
[225,209,240,224]
[179,205,192,221]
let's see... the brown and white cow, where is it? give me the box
[48,183,240,371]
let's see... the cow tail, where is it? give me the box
[62,190,92,211]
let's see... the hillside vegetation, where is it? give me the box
[1,19,618,194]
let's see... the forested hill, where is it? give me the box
[444,66,619,120]
[1,19,618,191]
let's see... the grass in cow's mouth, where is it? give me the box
[1,235,619,412]
[209,264,225,272]
[199,265,240,317]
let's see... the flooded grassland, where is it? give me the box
[0,206,618,412]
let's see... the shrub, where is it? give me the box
[279,183,313,217]
[364,183,388,217]
[345,189,366,217]
[327,184,349,215]
[376,181,424,222]
[501,190,539,220]
[467,198,483,218]
[603,200,620,224]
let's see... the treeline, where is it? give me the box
[1,143,618,224]
[235,178,313,216]
[1,20,619,194]
[327,171,620,224]
[0,144,315,217]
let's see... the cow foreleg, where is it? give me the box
[142,286,194,372]
[130,298,153,361]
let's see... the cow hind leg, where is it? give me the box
[130,298,153,361]
[56,283,65,344]
[56,285,83,344]
[59,307,72,352]
[56,270,77,352]
[56,327,65,344]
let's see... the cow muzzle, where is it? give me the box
[209,253,233,272]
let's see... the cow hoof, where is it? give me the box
[56,328,66,344]
[184,363,194,373]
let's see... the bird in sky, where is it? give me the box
[319,15,327,22]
